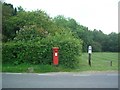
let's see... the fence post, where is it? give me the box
[110,61,112,66]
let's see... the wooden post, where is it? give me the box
[110,61,112,66]
[88,53,91,66]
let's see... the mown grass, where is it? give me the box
[76,52,118,71]
[2,52,118,73]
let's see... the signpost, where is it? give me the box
[88,46,92,66]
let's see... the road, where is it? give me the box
[2,72,118,88]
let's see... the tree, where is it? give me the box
[107,32,118,52]
[14,25,48,42]
[2,2,119,52]
[91,41,102,52]
[2,2,17,42]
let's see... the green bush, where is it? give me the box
[40,31,83,68]
[2,42,52,65]
[3,36,82,68]
[3,25,82,68]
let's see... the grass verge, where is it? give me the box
[2,64,72,73]
[2,52,118,73]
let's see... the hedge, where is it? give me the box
[3,33,82,68]
[2,42,51,65]
[3,42,82,68]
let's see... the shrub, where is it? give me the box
[40,31,83,68]
[3,36,82,68]
[3,26,82,68]
[2,42,52,65]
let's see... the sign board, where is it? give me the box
[88,46,92,54]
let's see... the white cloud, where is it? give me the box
[4,0,119,34]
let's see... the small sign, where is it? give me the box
[88,50,92,54]
[88,46,92,54]
[55,53,57,56]
[88,46,92,50]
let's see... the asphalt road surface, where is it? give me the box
[2,72,118,88]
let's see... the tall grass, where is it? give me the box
[2,64,72,73]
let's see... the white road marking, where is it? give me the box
[3,73,118,77]
[73,74,91,76]
[107,74,118,76]
[38,74,54,76]
[3,73,22,74]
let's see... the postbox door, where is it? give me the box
[54,51,58,65]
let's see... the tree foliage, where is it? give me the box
[3,27,82,68]
[53,15,119,52]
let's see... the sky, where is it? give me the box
[4,0,119,34]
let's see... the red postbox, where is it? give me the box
[52,47,59,65]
